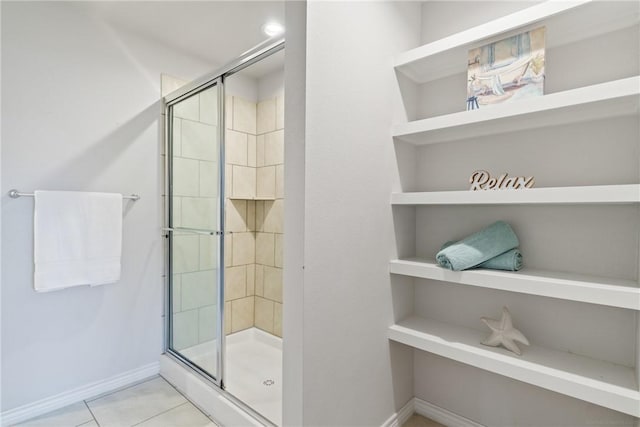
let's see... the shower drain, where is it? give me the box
[263,379,275,386]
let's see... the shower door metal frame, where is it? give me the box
[164,75,226,388]
[163,37,285,392]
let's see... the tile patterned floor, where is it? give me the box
[13,376,218,427]
[14,374,442,427]
[402,414,446,427]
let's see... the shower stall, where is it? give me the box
[162,38,285,426]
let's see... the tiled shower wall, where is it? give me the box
[225,92,284,338]
[170,85,220,350]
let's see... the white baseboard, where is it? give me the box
[414,398,485,427]
[1,362,160,427]
[381,398,415,427]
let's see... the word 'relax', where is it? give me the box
[469,170,535,191]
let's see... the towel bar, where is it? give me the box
[8,189,140,201]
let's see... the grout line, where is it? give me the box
[129,402,189,427]
[159,375,220,423]
[84,375,159,403]
[82,400,100,427]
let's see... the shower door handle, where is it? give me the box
[162,227,224,236]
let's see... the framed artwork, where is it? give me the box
[467,27,546,110]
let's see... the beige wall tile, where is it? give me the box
[181,269,217,310]
[199,235,217,270]
[247,201,256,231]
[263,266,283,303]
[256,166,276,199]
[173,309,199,350]
[173,235,199,273]
[275,93,284,130]
[182,121,217,161]
[275,233,283,268]
[174,93,199,122]
[255,201,265,232]
[199,87,218,126]
[172,197,182,227]
[231,232,255,266]
[275,165,284,199]
[172,274,182,313]
[172,118,182,156]
[199,161,217,198]
[225,266,247,301]
[232,166,256,199]
[231,296,254,332]
[257,99,276,134]
[182,197,217,230]
[254,297,274,334]
[198,305,217,343]
[247,135,257,167]
[256,135,265,167]
[173,157,199,197]
[274,302,282,337]
[255,264,264,296]
[226,130,248,166]
[225,165,232,198]
[224,301,232,335]
[246,264,255,296]
[263,199,283,233]
[264,130,284,166]
[256,232,275,266]
[226,199,247,232]
[232,96,256,134]
[225,95,233,130]
[224,233,232,267]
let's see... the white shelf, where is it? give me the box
[390,259,640,311]
[388,316,640,417]
[391,184,640,206]
[395,1,639,83]
[392,77,640,145]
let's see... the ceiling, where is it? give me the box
[82,1,285,78]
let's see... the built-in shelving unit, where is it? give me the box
[390,259,640,311]
[389,0,640,422]
[394,1,639,83]
[391,184,640,205]
[389,316,640,417]
[392,77,640,145]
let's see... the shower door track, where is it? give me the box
[162,36,284,414]
[164,37,285,106]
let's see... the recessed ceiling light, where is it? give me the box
[262,22,284,37]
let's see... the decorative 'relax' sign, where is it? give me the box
[470,170,535,190]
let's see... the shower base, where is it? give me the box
[181,327,283,426]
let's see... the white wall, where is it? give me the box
[1,2,214,411]
[258,68,285,102]
[226,73,258,103]
[300,2,420,425]
[420,1,542,45]
[282,2,306,424]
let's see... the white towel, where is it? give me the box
[34,190,123,292]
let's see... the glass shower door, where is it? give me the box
[167,80,224,384]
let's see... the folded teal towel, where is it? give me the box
[441,241,523,271]
[436,221,519,271]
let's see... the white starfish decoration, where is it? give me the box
[481,306,530,356]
